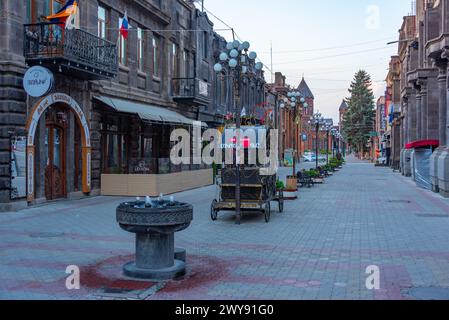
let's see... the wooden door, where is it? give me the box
[45,123,66,200]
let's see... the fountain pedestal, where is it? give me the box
[116,200,193,280]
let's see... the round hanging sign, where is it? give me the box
[23,66,54,98]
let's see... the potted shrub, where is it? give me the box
[276,180,285,191]
[308,169,324,184]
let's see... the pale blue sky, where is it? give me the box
[196,0,413,123]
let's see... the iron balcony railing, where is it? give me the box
[24,22,118,79]
[172,77,211,103]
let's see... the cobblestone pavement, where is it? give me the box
[1,156,449,300]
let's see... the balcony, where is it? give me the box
[172,77,211,106]
[24,22,118,80]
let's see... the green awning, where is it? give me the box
[94,96,207,127]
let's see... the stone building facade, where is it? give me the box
[395,0,449,196]
[0,0,266,211]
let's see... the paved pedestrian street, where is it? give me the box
[1,156,449,300]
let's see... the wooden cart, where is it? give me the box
[210,168,284,223]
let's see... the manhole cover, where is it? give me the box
[29,232,65,238]
[405,287,449,300]
[387,200,412,204]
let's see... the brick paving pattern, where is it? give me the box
[1,156,449,300]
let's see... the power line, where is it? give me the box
[280,58,389,76]
[257,37,396,55]
[275,46,393,65]
[285,76,385,83]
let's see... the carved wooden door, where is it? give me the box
[45,123,66,200]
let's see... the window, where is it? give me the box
[172,43,179,77]
[119,18,127,65]
[142,138,153,159]
[203,32,208,59]
[101,117,128,174]
[44,0,65,15]
[183,50,189,77]
[137,28,144,71]
[152,37,160,77]
[26,0,34,23]
[97,6,107,39]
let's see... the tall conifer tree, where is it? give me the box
[342,70,375,154]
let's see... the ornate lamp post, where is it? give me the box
[214,40,263,225]
[309,112,325,169]
[280,91,308,175]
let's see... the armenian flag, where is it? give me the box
[46,0,78,26]
[120,11,129,40]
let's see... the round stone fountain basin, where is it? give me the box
[116,200,193,280]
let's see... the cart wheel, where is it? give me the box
[211,199,218,221]
[264,201,271,223]
[278,191,284,213]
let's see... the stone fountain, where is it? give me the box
[116,196,193,280]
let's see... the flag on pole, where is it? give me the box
[46,0,78,27]
[120,11,129,40]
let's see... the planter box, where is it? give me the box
[283,189,298,200]
[286,176,298,190]
[101,169,213,196]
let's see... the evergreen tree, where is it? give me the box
[342,70,375,155]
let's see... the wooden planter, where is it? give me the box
[286,176,298,190]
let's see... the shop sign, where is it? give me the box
[130,159,152,174]
[23,66,54,98]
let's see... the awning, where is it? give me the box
[405,140,439,150]
[94,96,207,127]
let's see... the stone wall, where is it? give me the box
[0,0,27,209]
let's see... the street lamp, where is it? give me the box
[281,90,308,176]
[322,124,332,165]
[214,40,262,225]
[309,112,325,169]
[330,128,338,158]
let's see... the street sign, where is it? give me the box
[23,66,54,98]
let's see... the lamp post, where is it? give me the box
[280,91,308,176]
[331,128,338,159]
[323,124,331,165]
[309,112,324,169]
[214,40,263,225]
